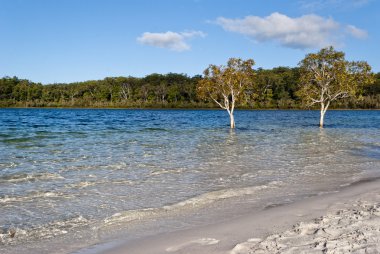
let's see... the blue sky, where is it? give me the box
[0,0,379,84]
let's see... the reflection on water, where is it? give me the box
[0,109,379,251]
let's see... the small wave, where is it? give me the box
[104,208,157,224]
[0,216,89,245]
[168,184,273,209]
[64,179,134,189]
[0,172,64,184]
[0,191,71,204]
[111,179,134,185]
[149,168,183,176]
[64,181,98,189]
[104,181,281,225]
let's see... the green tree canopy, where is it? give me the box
[297,46,375,128]
[197,58,256,128]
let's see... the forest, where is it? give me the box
[1,67,379,109]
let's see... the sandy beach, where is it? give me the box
[79,178,380,254]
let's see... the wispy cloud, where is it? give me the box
[215,12,367,50]
[137,31,206,52]
[346,25,368,39]
[299,0,371,11]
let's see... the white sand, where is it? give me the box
[80,178,380,254]
[232,201,380,253]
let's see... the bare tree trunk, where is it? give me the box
[320,108,325,128]
[229,112,235,129]
[226,100,235,128]
[230,95,236,129]
[213,93,236,128]
[319,101,330,128]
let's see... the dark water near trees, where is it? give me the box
[0,109,379,253]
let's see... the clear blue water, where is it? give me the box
[0,109,379,252]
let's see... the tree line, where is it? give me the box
[197,47,376,128]
[1,64,379,110]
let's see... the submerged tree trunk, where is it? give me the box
[229,112,235,129]
[320,109,325,128]
[226,96,236,129]
[319,101,330,128]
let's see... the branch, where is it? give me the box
[311,98,323,104]
[223,94,230,111]
[331,92,349,101]
[210,95,227,110]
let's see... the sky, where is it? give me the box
[0,0,379,84]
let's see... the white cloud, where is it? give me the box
[215,12,367,49]
[137,30,206,52]
[181,30,206,38]
[346,25,368,39]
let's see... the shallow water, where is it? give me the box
[0,109,379,252]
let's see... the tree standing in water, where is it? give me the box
[297,47,374,128]
[197,58,255,128]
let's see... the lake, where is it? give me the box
[0,109,379,253]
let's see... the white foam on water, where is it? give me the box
[64,181,98,189]
[0,191,72,204]
[0,172,64,183]
[149,168,183,176]
[167,183,278,209]
[103,208,157,224]
[103,181,281,225]
[65,179,135,189]
[0,216,89,245]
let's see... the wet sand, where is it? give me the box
[80,178,380,254]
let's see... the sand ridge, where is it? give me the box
[232,201,380,253]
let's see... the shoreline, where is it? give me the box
[78,177,380,254]
[1,107,380,111]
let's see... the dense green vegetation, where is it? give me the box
[1,68,379,109]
